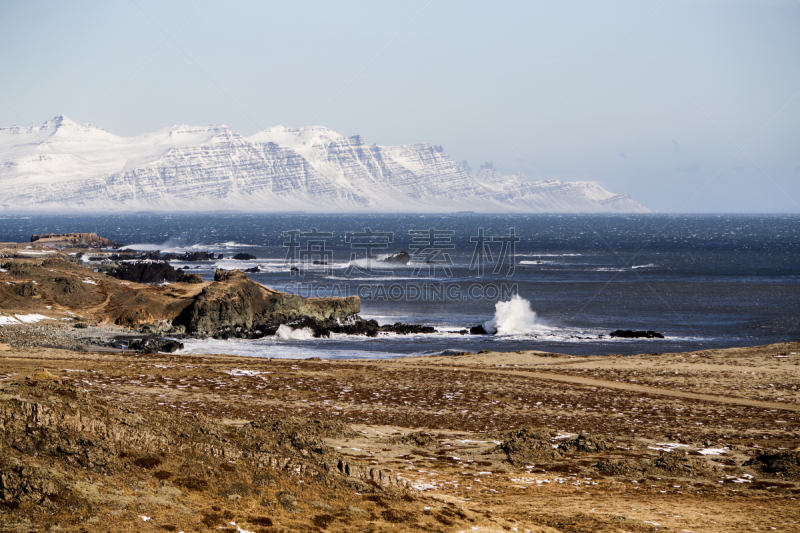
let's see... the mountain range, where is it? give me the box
[0,116,648,213]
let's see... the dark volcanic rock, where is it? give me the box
[610,329,664,339]
[470,324,489,335]
[744,450,800,481]
[245,317,380,340]
[381,251,410,264]
[378,322,436,335]
[175,270,360,337]
[177,272,204,284]
[162,251,216,261]
[110,251,161,261]
[232,253,257,260]
[88,337,185,353]
[244,266,261,273]
[107,261,180,284]
[136,338,184,354]
[13,282,39,297]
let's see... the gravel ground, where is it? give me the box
[0,322,129,350]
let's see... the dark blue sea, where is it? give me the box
[2,213,798,359]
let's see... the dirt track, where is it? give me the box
[380,362,800,412]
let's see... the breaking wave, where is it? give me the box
[121,239,256,253]
[482,294,551,335]
[275,325,315,340]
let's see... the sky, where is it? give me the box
[0,0,798,212]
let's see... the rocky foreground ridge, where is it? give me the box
[1,343,798,532]
[0,116,649,213]
[0,372,432,532]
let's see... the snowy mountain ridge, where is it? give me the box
[0,116,649,213]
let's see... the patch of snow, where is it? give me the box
[0,116,649,213]
[14,314,51,324]
[228,369,262,377]
[698,448,727,455]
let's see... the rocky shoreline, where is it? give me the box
[0,253,453,353]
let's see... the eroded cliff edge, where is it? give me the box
[174,269,362,338]
[0,258,360,338]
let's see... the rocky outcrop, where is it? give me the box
[593,453,721,479]
[0,375,408,513]
[232,253,257,260]
[495,427,561,465]
[109,250,161,261]
[744,451,800,481]
[381,251,410,264]
[557,433,610,454]
[175,270,360,336]
[107,261,180,283]
[610,330,664,339]
[30,232,116,248]
[378,322,436,335]
[161,251,216,261]
[177,272,204,284]
[0,259,365,337]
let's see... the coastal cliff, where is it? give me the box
[177,269,360,336]
[0,258,359,336]
[30,232,117,248]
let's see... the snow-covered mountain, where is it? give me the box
[0,116,648,213]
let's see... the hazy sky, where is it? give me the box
[1,0,798,212]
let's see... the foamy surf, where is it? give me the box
[121,240,257,253]
[275,325,315,340]
[482,294,551,335]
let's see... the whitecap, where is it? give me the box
[482,294,551,335]
[275,325,315,340]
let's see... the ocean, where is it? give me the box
[2,213,798,359]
